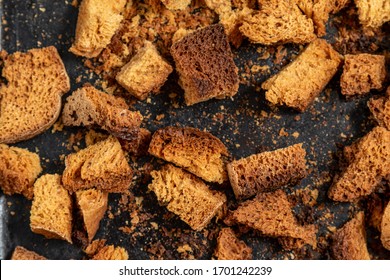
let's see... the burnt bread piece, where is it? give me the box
[262,39,341,112]
[148,126,229,184]
[328,126,390,202]
[62,85,143,141]
[331,211,370,259]
[69,0,126,58]
[148,164,227,231]
[231,189,317,248]
[170,24,239,106]
[340,54,386,97]
[11,246,47,260]
[0,144,42,200]
[227,143,307,200]
[0,46,70,144]
[75,188,108,242]
[368,87,390,130]
[214,227,253,260]
[30,174,72,243]
[62,136,133,193]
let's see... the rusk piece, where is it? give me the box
[30,174,72,243]
[355,0,390,29]
[381,201,390,250]
[170,24,239,106]
[149,164,226,231]
[70,0,127,58]
[148,126,229,184]
[328,126,390,202]
[62,136,133,193]
[227,143,307,200]
[232,189,317,248]
[341,54,386,97]
[0,144,42,200]
[262,39,341,112]
[368,87,390,130]
[116,41,173,100]
[62,85,143,140]
[11,246,46,260]
[0,46,70,143]
[331,212,370,259]
[214,228,253,260]
[75,188,108,242]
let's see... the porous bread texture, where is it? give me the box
[0,144,42,200]
[262,39,341,112]
[227,143,307,200]
[148,126,229,184]
[296,0,350,36]
[355,0,390,29]
[62,136,133,193]
[11,246,46,260]
[69,0,126,58]
[170,24,239,106]
[91,245,129,260]
[341,54,386,97]
[331,212,370,259]
[328,126,390,202]
[231,189,317,249]
[161,0,191,10]
[30,174,72,243]
[368,87,390,131]
[75,188,108,242]
[62,85,143,141]
[381,201,390,250]
[115,41,173,100]
[214,227,253,260]
[0,46,70,144]
[148,164,227,231]
[240,0,316,45]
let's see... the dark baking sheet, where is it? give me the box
[0,0,389,260]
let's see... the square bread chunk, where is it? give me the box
[30,174,72,243]
[227,143,307,200]
[0,144,42,200]
[116,41,173,100]
[240,0,316,45]
[368,87,390,130]
[331,212,370,259]
[341,54,386,97]
[355,0,390,29]
[328,126,390,202]
[62,136,133,193]
[262,39,341,112]
[69,0,127,58]
[11,246,46,260]
[381,201,390,250]
[62,85,143,141]
[148,164,226,231]
[148,126,229,184]
[214,228,253,260]
[75,188,108,242]
[170,24,239,106]
[231,189,317,248]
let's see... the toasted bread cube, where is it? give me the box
[116,41,173,100]
[11,246,46,260]
[91,245,129,260]
[355,0,390,29]
[368,87,390,130]
[214,228,253,260]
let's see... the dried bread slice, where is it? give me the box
[355,0,390,29]
[331,212,370,259]
[75,188,108,242]
[214,227,253,260]
[262,39,341,112]
[148,126,229,184]
[62,136,133,193]
[30,174,72,243]
[240,0,316,45]
[148,164,227,231]
[62,85,143,141]
[227,143,307,200]
[0,46,70,144]
[328,126,390,202]
[69,0,127,58]
[0,144,42,199]
[381,201,390,250]
[368,87,390,131]
[170,24,239,106]
[231,189,317,249]
[11,246,46,260]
